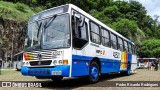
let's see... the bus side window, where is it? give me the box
[124,40,128,52]
[132,45,134,54]
[133,45,136,55]
[118,37,124,51]
[128,43,132,53]
[90,22,101,44]
[101,28,110,47]
[111,33,118,50]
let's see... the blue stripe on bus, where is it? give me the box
[128,53,132,63]
[72,55,122,77]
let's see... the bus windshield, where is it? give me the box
[25,14,70,51]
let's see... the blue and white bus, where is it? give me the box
[21,4,137,83]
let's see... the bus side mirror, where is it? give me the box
[79,15,85,27]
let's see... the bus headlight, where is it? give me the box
[26,62,29,66]
[23,62,29,66]
[53,60,57,65]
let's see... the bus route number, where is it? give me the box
[113,52,120,59]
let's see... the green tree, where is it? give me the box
[139,39,160,58]
[103,5,120,22]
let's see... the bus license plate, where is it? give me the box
[52,71,62,75]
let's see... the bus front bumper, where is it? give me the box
[21,66,70,77]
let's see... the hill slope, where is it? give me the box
[0,1,35,60]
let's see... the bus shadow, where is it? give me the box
[40,73,136,89]
[100,73,135,81]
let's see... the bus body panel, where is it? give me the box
[131,55,137,71]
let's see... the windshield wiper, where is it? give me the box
[44,14,57,30]
[35,21,42,50]
[36,21,42,39]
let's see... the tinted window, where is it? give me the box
[128,43,132,53]
[118,37,123,51]
[101,28,110,47]
[124,41,128,52]
[90,22,100,34]
[132,45,136,55]
[111,33,118,49]
[90,22,100,44]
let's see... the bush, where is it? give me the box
[15,3,29,13]
[0,1,35,22]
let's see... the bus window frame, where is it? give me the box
[123,40,129,52]
[101,27,111,47]
[128,43,132,54]
[132,45,136,55]
[89,21,101,44]
[110,33,118,50]
[118,37,124,51]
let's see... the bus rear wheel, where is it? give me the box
[51,76,63,82]
[89,61,100,83]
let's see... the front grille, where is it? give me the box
[30,60,52,66]
[27,50,53,60]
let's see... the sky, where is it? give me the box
[126,0,160,21]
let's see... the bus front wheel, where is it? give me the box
[89,61,100,83]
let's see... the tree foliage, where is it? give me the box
[139,39,160,58]
[111,19,139,42]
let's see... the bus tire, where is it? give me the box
[125,69,130,76]
[89,61,100,83]
[51,76,63,82]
